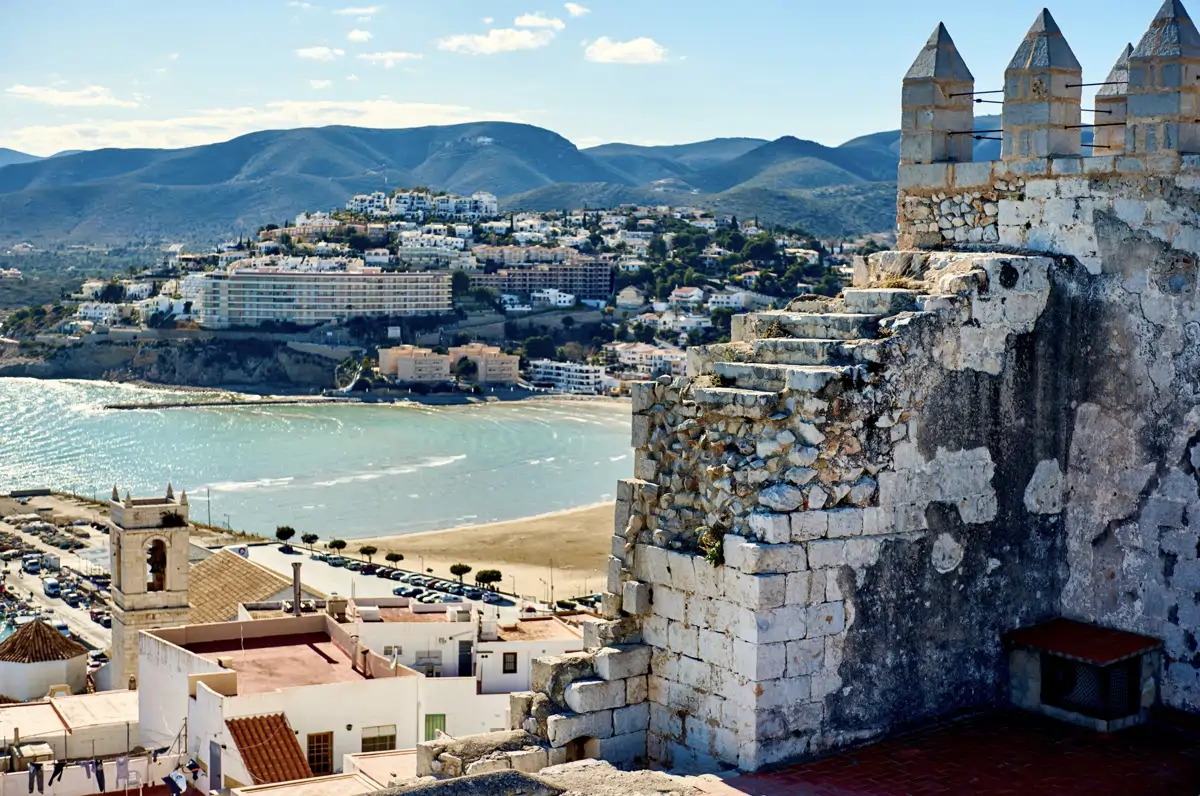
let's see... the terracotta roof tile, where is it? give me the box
[226,713,313,785]
[0,620,87,663]
[189,549,324,625]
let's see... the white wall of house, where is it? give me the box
[0,656,86,701]
[475,637,581,694]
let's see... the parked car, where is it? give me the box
[310,553,328,562]
[464,589,483,601]
[63,591,81,607]
[441,596,463,604]
[360,564,378,575]
[447,584,465,596]
[327,557,346,568]
[392,586,409,596]
[346,561,363,572]
[389,570,408,581]
[374,567,394,579]
[482,592,502,605]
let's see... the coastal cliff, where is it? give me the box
[0,338,336,389]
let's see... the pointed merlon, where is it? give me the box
[112,485,120,501]
[1008,8,1082,72]
[1098,44,1134,97]
[166,482,175,500]
[1133,0,1200,59]
[904,23,974,83]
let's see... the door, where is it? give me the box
[209,740,222,788]
[457,640,473,677]
[424,714,446,742]
[306,732,334,775]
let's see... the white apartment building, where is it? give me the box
[707,291,751,310]
[530,288,575,308]
[400,232,466,251]
[529,360,605,395]
[603,342,686,377]
[364,249,391,265]
[347,192,391,215]
[691,218,719,231]
[659,310,713,333]
[193,261,451,328]
[668,286,706,307]
[389,191,433,218]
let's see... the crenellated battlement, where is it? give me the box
[898,2,1200,261]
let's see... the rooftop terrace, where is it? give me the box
[186,632,366,694]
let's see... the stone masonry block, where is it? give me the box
[732,640,787,680]
[509,691,536,731]
[724,571,787,609]
[735,603,808,645]
[630,382,657,413]
[692,558,725,599]
[786,638,825,678]
[547,710,614,747]
[668,621,699,658]
[532,652,596,706]
[642,615,668,647]
[665,550,698,591]
[465,757,511,775]
[601,591,623,619]
[565,678,627,713]
[725,535,808,575]
[747,511,792,544]
[594,644,652,681]
[792,511,829,542]
[631,414,652,448]
[626,675,648,705]
[808,602,846,638]
[607,555,622,594]
[633,450,657,481]
[807,539,846,570]
[611,534,627,560]
[507,748,548,774]
[651,585,685,621]
[826,508,864,538]
[785,571,815,605]
[622,580,651,615]
[613,701,650,735]
[614,498,632,538]
[635,545,670,584]
[697,628,733,670]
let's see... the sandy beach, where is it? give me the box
[355,502,615,603]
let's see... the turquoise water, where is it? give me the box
[0,379,632,539]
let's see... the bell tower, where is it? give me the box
[108,484,191,687]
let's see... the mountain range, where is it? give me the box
[0,118,1009,246]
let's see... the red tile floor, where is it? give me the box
[700,710,1200,796]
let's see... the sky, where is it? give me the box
[0,0,1175,156]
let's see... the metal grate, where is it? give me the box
[1041,654,1141,720]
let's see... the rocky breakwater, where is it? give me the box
[0,337,336,389]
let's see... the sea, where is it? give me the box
[0,378,633,539]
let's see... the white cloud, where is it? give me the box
[564,3,590,16]
[295,46,345,60]
[346,74,360,81]
[347,29,372,42]
[357,51,422,68]
[438,28,555,55]
[310,79,333,89]
[515,12,565,30]
[482,16,494,24]
[332,5,382,17]
[584,36,667,64]
[0,99,523,155]
[5,84,140,108]
[288,1,313,7]
[166,52,180,61]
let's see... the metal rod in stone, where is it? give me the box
[949,129,1004,135]
[1063,122,1127,129]
[973,136,1003,141]
[948,89,1004,97]
[973,99,1004,105]
[1081,143,1113,148]
[1081,108,1113,115]
[1066,81,1127,88]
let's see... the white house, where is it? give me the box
[474,616,583,694]
[530,288,575,308]
[707,291,751,310]
[364,249,391,265]
[659,310,712,333]
[668,286,706,308]
[615,286,647,310]
[690,218,718,231]
[76,302,121,326]
[0,620,88,701]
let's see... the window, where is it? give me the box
[361,725,396,753]
[382,646,402,657]
[146,539,167,592]
[424,714,446,742]
[502,652,518,674]
[306,732,333,775]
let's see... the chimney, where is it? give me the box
[291,562,302,617]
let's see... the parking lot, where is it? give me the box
[244,544,581,623]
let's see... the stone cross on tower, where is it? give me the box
[900,24,975,165]
[1003,9,1083,160]
[1126,0,1200,155]
[1094,45,1134,155]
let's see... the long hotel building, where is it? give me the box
[193,262,452,328]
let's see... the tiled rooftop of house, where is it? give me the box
[186,632,366,693]
[699,711,1200,796]
[495,617,584,642]
[0,619,88,663]
[226,713,313,785]
[190,549,324,625]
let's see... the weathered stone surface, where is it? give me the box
[532,652,597,707]
[612,702,650,735]
[565,678,628,713]
[594,645,652,681]
[621,580,651,615]
[546,710,614,747]
[507,748,549,774]
[759,484,805,511]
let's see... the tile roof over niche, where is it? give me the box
[226,713,313,785]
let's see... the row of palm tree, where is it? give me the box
[274,525,502,588]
